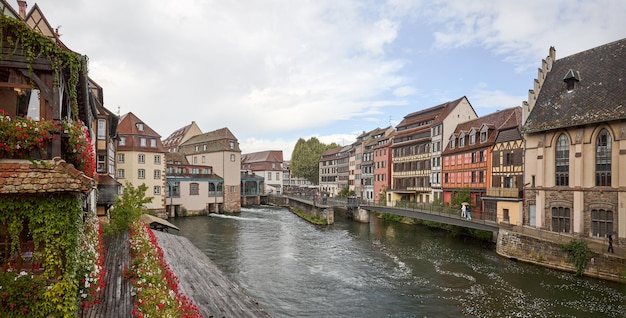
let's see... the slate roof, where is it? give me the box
[163,121,200,149]
[179,127,240,154]
[524,38,626,133]
[444,106,521,155]
[394,96,471,146]
[117,112,166,152]
[241,150,284,171]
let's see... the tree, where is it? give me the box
[108,182,153,233]
[290,137,339,184]
[451,187,471,207]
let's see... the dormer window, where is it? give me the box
[469,128,476,145]
[459,132,465,147]
[563,69,581,92]
[450,137,456,149]
[480,125,488,143]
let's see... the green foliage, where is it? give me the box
[291,208,327,225]
[561,240,592,276]
[451,188,471,207]
[290,137,340,184]
[108,182,153,233]
[0,194,83,317]
[380,213,404,222]
[337,186,355,198]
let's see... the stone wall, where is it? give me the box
[496,229,626,283]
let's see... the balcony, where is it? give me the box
[0,115,95,177]
[486,187,521,198]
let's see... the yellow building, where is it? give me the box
[116,112,167,217]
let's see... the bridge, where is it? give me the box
[359,203,500,233]
[281,194,499,233]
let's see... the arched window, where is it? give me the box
[596,129,612,186]
[555,134,569,186]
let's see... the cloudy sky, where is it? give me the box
[33,0,626,159]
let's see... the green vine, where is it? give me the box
[561,239,592,276]
[0,194,83,316]
[0,15,83,120]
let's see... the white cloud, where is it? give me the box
[34,0,626,158]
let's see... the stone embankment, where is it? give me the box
[497,226,626,283]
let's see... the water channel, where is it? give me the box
[169,206,625,318]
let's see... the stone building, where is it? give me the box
[522,38,626,244]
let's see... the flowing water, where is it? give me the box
[169,206,625,318]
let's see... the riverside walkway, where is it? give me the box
[81,232,132,318]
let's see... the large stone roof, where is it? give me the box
[524,38,626,133]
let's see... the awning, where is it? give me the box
[141,214,180,231]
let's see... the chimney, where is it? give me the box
[17,0,27,19]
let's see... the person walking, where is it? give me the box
[608,234,615,253]
[461,204,466,218]
[466,205,472,220]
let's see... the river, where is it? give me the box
[169,205,625,318]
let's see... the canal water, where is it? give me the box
[169,206,625,318]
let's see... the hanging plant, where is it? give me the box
[60,119,96,177]
[0,110,57,157]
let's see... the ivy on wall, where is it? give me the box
[0,15,84,119]
[0,194,83,317]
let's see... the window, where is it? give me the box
[202,155,206,163]
[504,176,514,188]
[150,139,156,148]
[555,134,569,186]
[276,172,280,180]
[154,155,161,164]
[154,170,161,179]
[119,137,126,146]
[117,169,125,179]
[268,172,272,181]
[97,154,106,172]
[469,133,476,145]
[596,129,612,186]
[480,127,488,142]
[97,119,106,140]
[459,136,465,147]
[140,138,146,147]
[591,209,613,237]
[136,123,144,131]
[229,141,235,149]
[138,154,145,164]
[190,183,199,195]
[551,207,570,233]
[154,186,161,195]
[471,171,476,183]
[504,153,512,165]
[503,209,510,222]
[167,182,180,197]
[450,137,455,149]
[230,154,235,161]
[203,144,207,151]
[138,169,145,179]
[118,153,125,163]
